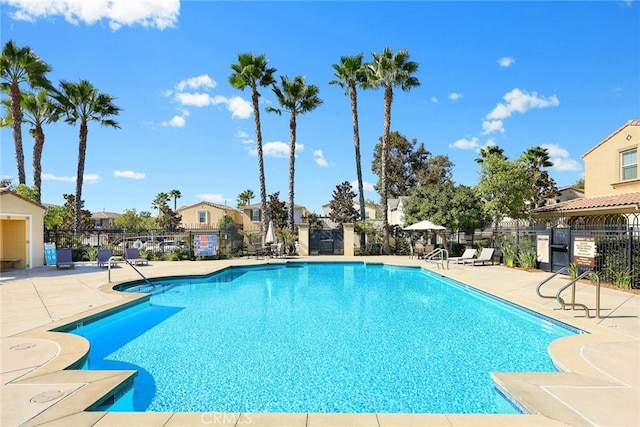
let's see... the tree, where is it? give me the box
[266,192,288,230]
[573,177,585,190]
[521,146,558,210]
[475,149,533,225]
[229,53,276,233]
[304,212,325,230]
[114,209,158,231]
[450,185,490,232]
[51,79,121,233]
[169,189,182,211]
[60,194,92,229]
[371,131,432,197]
[1,90,55,202]
[152,192,170,212]
[404,181,458,229]
[267,75,323,230]
[330,54,368,246]
[366,47,420,254]
[0,40,52,184]
[237,189,255,208]
[157,206,182,231]
[475,146,506,164]
[327,181,359,228]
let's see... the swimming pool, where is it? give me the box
[73,262,577,414]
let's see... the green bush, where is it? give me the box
[517,248,537,269]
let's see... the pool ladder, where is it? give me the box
[536,267,600,318]
[107,256,152,285]
[424,248,449,269]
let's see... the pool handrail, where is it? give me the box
[108,256,152,285]
[536,266,569,299]
[556,270,600,319]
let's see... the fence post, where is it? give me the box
[628,226,633,274]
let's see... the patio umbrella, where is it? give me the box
[403,220,446,231]
[265,220,276,245]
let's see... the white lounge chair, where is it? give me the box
[449,248,477,264]
[462,248,495,266]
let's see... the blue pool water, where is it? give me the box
[72,262,576,414]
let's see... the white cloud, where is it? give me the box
[541,143,582,172]
[486,88,559,120]
[448,93,463,101]
[498,56,515,67]
[161,109,189,127]
[42,173,75,182]
[113,170,145,179]
[3,0,180,30]
[198,193,226,203]
[235,130,249,139]
[481,120,504,135]
[175,92,213,107]
[450,137,480,150]
[313,150,329,167]
[351,180,376,193]
[226,96,252,119]
[256,141,303,158]
[430,97,438,103]
[175,75,215,91]
[84,174,101,184]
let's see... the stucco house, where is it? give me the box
[388,196,409,226]
[177,201,247,230]
[0,188,46,269]
[321,201,379,227]
[533,120,640,221]
[91,210,120,229]
[241,202,309,231]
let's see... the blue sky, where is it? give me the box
[1,0,639,216]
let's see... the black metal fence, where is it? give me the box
[44,226,245,261]
[309,229,344,255]
[490,213,640,289]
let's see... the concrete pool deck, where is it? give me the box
[1,256,638,427]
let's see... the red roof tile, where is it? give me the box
[533,192,640,213]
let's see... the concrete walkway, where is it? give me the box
[1,257,638,426]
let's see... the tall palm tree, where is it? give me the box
[169,189,182,211]
[237,189,255,207]
[330,53,368,248]
[267,75,323,231]
[366,47,420,254]
[152,192,170,212]
[522,146,553,170]
[475,146,506,164]
[0,40,52,184]
[229,53,276,233]
[51,79,121,233]
[3,90,55,203]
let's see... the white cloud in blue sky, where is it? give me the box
[2,0,180,30]
[542,143,582,172]
[448,93,463,101]
[42,173,100,184]
[497,56,515,67]
[113,171,145,180]
[313,150,329,167]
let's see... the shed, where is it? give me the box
[0,188,46,269]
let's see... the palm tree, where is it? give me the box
[522,146,556,209]
[237,189,255,208]
[267,75,323,230]
[0,40,52,184]
[229,53,276,233]
[330,53,368,248]
[152,192,170,212]
[51,79,121,233]
[169,189,182,211]
[522,146,553,170]
[366,47,420,254]
[5,90,55,203]
[475,146,506,164]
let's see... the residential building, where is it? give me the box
[388,196,409,226]
[91,211,120,229]
[321,201,378,221]
[177,201,247,230]
[241,202,309,230]
[533,120,640,220]
[545,186,584,206]
[0,188,46,269]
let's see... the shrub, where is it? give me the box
[517,248,537,269]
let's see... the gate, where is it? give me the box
[309,229,344,255]
[550,227,571,272]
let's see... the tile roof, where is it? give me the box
[177,201,239,212]
[533,192,640,213]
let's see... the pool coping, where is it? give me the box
[2,257,638,426]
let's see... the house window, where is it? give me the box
[621,149,637,181]
[94,219,103,228]
[251,209,260,222]
[198,211,208,224]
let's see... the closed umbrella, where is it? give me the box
[265,221,276,245]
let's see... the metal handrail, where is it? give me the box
[108,256,152,285]
[536,266,569,299]
[556,270,600,319]
[424,248,449,269]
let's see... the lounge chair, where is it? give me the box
[97,249,121,268]
[449,248,477,264]
[125,248,148,266]
[462,248,495,266]
[56,248,75,269]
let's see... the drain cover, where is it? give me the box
[30,390,65,403]
[10,343,36,351]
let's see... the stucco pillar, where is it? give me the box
[343,223,354,257]
[298,223,309,256]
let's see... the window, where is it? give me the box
[197,211,208,224]
[621,148,637,181]
[251,209,260,222]
[94,219,103,228]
